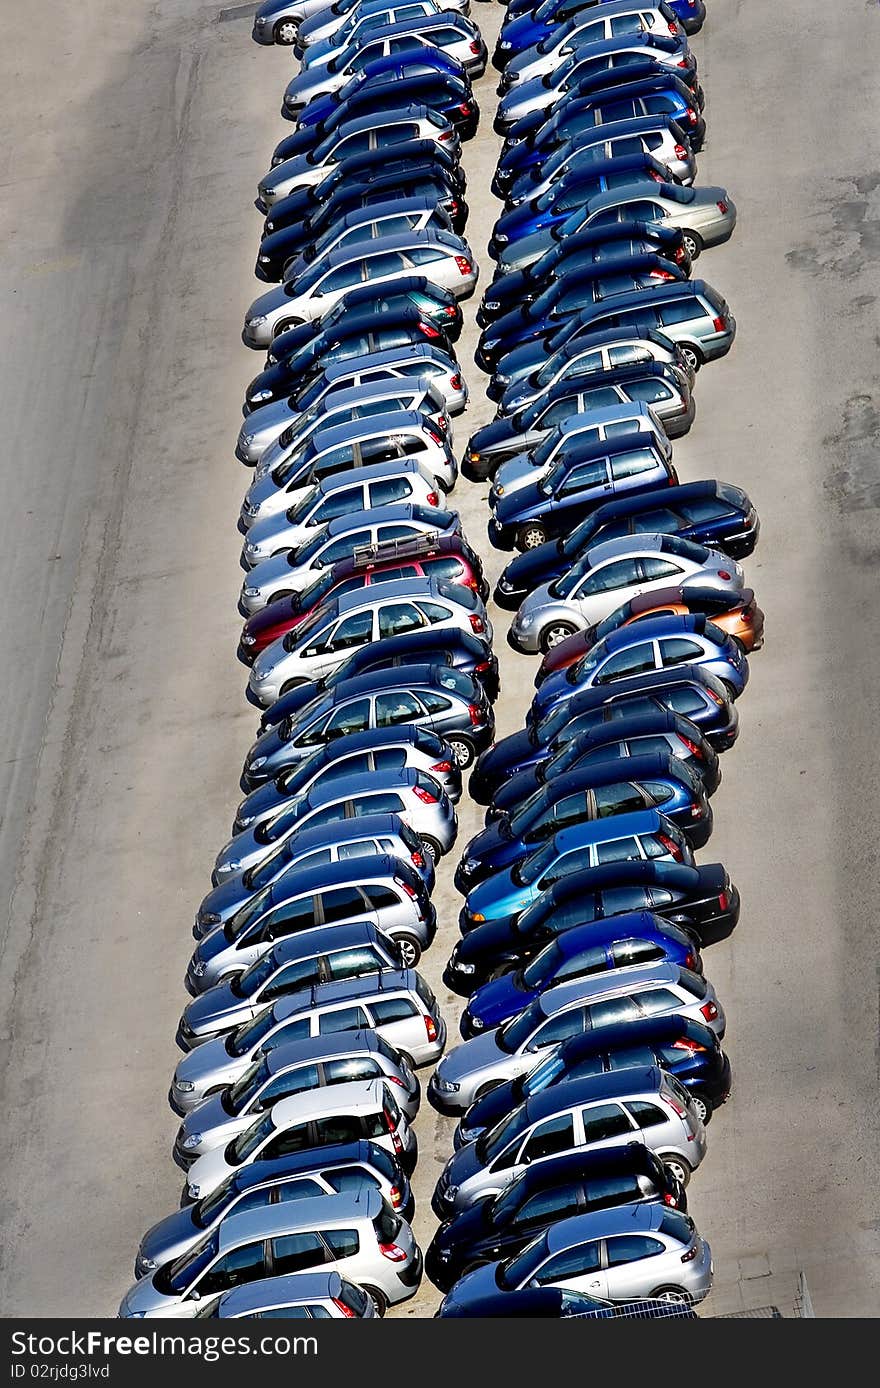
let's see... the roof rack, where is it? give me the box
[351,533,441,565]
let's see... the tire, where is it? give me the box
[273,19,299,44]
[420,835,442,862]
[279,678,307,696]
[677,342,703,372]
[361,1285,387,1317]
[516,521,548,551]
[395,935,422,969]
[720,679,738,701]
[475,1079,503,1101]
[540,621,576,653]
[396,1052,416,1071]
[689,1092,711,1125]
[649,1286,693,1306]
[272,318,301,337]
[681,229,703,260]
[266,590,293,605]
[660,1155,692,1188]
[447,734,476,769]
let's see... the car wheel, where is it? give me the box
[266,590,292,605]
[361,1285,387,1317]
[689,1093,711,1125]
[396,1052,416,1071]
[516,522,548,551]
[649,1286,693,1306]
[447,735,475,768]
[678,342,703,372]
[681,229,703,260]
[719,679,738,701]
[475,1079,503,1101]
[540,621,576,653]
[420,835,442,862]
[272,318,301,336]
[273,19,299,44]
[395,935,422,969]
[660,1155,692,1187]
[279,678,307,695]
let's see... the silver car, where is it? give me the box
[174,1033,419,1165]
[239,503,461,614]
[500,331,693,415]
[247,579,492,704]
[184,1079,418,1200]
[298,0,470,54]
[432,1067,707,1215]
[198,1271,377,1319]
[511,534,746,652]
[507,121,695,203]
[277,198,455,281]
[253,0,348,46]
[120,1191,420,1318]
[500,3,686,87]
[257,107,460,207]
[492,414,672,505]
[429,962,725,1113]
[237,375,450,468]
[443,1203,712,1306]
[241,460,445,570]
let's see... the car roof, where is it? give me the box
[546,857,701,898]
[218,1189,382,1250]
[326,662,449,699]
[592,612,709,650]
[558,662,727,710]
[549,806,670,847]
[317,229,459,271]
[279,968,419,1014]
[526,754,681,800]
[553,324,673,359]
[561,1012,715,1059]
[539,965,682,1014]
[310,376,437,411]
[320,502,429,535]
[541,1201,664,1254]
[262,1029,385,1075]
[511,1143,656,1194]
[267,849,405,892]
[582,530,690,563]
[214,1271,343,1315]
[308,410,431,453]
[230,1140,383,1192]
[319,103,435,138]
[589,480,719,521]
[557,113,679,142]
[568,277,710,311]
[522,1065,663,1118]
[270,1078,389,1121]
[333,575,459,612]
[335,195,441,229]
[525,360,673,406]
[347,14,472,41]
[568,706,686,740]
[555,408,660,443]
[319,345,452,380]
[282,812,410,853]
[265,925,390,976]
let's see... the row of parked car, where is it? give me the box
[416,0,763,1318]
[119,1,505,1320]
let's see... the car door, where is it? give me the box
[269,1232,331,1276]
[591,642,658,685]
[529,1239,607,1298]
[192,1239,269,1305]
[572,557,644,623]
[252,1064,322,1114]
[659,636,707,671]
[603,1233,667,1300]
[378,600,427,639]
[578,1101,640,1158]
[375,689,426,728]
[552,458,612,528]
[365,994,422,1052]
[320,698,373,742]
[523,790,590,845]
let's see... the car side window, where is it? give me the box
[260,898,316,943]
[365,251,410,280]
[375,690,424,726]
[519,1113,575,1163]
[527,1008,586,1051]
[320,262,363,292]
[320,887,365,924]
[611,13,645,34]
[579,558,642,594]
[554,944,607,981]
[627,380,674,405]
[516,1184,583,1229]
[533,791,588,838]
[323,1165,382,1196]
[323,699,372,739]
[263,960,321,999]
[322,1228,360,1259]
[660,638,705,666]
[258,1066,321,1108]
[607,134,645,157]
[626,1100,669,1129]
[594,783,648,817]
[270,1178,326,1205]
[314,1115,363,1145]
[639,778,676,806]
[559,460,609,495]
[271,1233,328,1276]
[586,996,642,1027]
[594,835,641,865]
[611,939,665,967]
[378,602,425,638]
[262,1121,311,1157]
[419,689,452,714]
[605,1235,665,1267]
[658,299,702,325]
[369,997,419,1025]
[371,477,412,507]
[318,1005,371,1035]
[532,1240,601,1284]
[580,1102,633,1143]
[635,987,682,1016]
[612,449,661,479]
[352,791,405,815]
[324,1058,382,1086]
[594,644,656,683]
[327,947,386,980]
[325,611,374,652]
[599,885,653,914]
[321,532,371,565]
[584,1173,642,1210]
[196,1241,267,1297]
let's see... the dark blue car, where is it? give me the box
[459,911,703,1037]
[454,753,711,895]
[453,1014,730,1150]
[488,153,671,257]
[494,0,682,70]
[494,481,759,608]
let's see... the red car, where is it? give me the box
[535,585,764,685]
[238,533,490,663]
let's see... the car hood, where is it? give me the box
[264,183,314,231]
[196,874,252,932]
[483,266,532,308]
[173,1033,234,1092]
[260,683,317,730]
[432,1200,492,1256]
[473,727,537,785]
[242,551,309,600]
[434,1030,509,1089]
[442,1260,505,1309]
[532,665,577,715]
[493,201,547,244]
[118,1276,174,1318]
[465,866,524,923]
[489,767,541,816]
[247,283,292,321]
[496,225,555,274]
[468,416,518,456]
[265,150,320,192]
[245,722,289,771]
[493,453,537,494]
[245,467,293,514]
[494,335,547,384]
[494,479,543,524]
[245,507,302,555]
[466,972,533,1030]
[455,913,521,959]
[241,396,300,441]
[237,776,292,829]
[273,126,322,163]
[191,925,231,972]
[138,1205,201,1269]
[497,542,562,592]
[182,978,246,1034]
[184,1143,235,1200]
[499,15,544,51]
[498,74,549,121]
[458,1077,521,1140]
[463,819,509,868]
[179,1092,231,1143]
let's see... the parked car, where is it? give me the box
[239,504,461,615]
[431,1066,707,1209]
[495,321,692,410]
[135,1143,412,1276]
[443,860,739,995]
[426,1142,684,1292]
[495,2,683,72]
[199,1270,377,1319]
[299,0,471,55]
[439,1203,711,1307]
[271,198,457,286]
[459,910,703,1037]
[510,535,746,653]
[435,1284,695,1316]
[246,579,491,706]
[455,1014,732,1146]
[120,1192,421,1318]
[190,856,436,987]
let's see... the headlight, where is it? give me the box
[462,858,480,874]
[240,436,255,450]
[516,613,536,631]
[182,1134,202,1151]
[244,501,259,517]
[484,301,500,312]
[499,39,512,49]
[250,390,273,403]
[188,1184,200,1199]
[238,814,254,827]
[455,961,476,975]
[191,960,207,978]
[247,315,267,328]
[468,1015,485,1032]
[225,861,241,873]
[498,579,513,593]
[175,1080,195,1094]
[445,1184,459,1201]
[494,233,508,246]
[258,254,272,264]
[199,912,221,928]
[243,586,260,598]
[136,1255,158,1274]
[242,633,256,646]
[250,756,267,770]
[435,1077,460,1094]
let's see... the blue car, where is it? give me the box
[494,481,759,609]
[494,0,683,69]
[530,615,750,724]
[459,911,702,1037]
[458,810,693,925]
[457,753,709,894]
[281,41,468,120]
[454,1013,729,1149]
[497,0,704,41]
[489,153,671,257]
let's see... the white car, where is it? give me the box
[298,0,470,54]
[506,119,695,206]
[243,233,477,346]
[492,403,671,501]
[241,457,444,570]
[499,3,680,87]
[511,534,746,653]
[278,198,456,283]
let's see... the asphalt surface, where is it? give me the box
[0,0,878,1318]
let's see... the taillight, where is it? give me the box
[413,784,438,804]
[410,849,425,869]
[717,889,729,911]
[673,143,688,160]
[435,415,450,433]
[425,418,445,443]
[439,130,454,142]
[663,1192,679,1207]
[681,1243,699,1263]
[380,1241,408,1262]
[679,735,703,758]
[450,373,462,390]
[426,491,440,506]
[700,1000,719,1022]
[705,686,724,706]
[671,1038,707,1054]
[432,759,453,774]
[469,39,480,54]
[467,703,481,727]
[458,103,472,115]
[664,1094,687,1118]
[740,608,754,624]
[388,1074,407,1087]
[650,170,663,182]
[418,321,441,338]
[657,832,683,861]
[465,575,479,590]
[676,58,688,67]
[674,246,686,263]
[712,315,727,332]
[475,659,490,673]
[447,199,459,214]
[469,613,485,633]
[332,1297,358,1317]
[388,1119,403,1154]
[425,1015,439,1043]
[684,950,697,970]
[685,108,698,125]
[689,800,704,818]
[668,21,679,34]
[394,875,418,899]
[389,1183,403,1209]
[455,254,474,276]
[649,269,675,280]
[716,199,729,214]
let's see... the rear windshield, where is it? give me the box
[659,1208,695,1243]
[678,966,708,999]
[413,973,436,1011]
[372,1203,401,1244]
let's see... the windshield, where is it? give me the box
[245,833,297,893]
[165,1232,219,1295]
[194,1172,240,1229]
[225,885,274,944]
[514,837,558,888]
[289,568,336,614]
[232,952,280,1000]
[523,1048,568,1095]
[227,1006,277,1059]
[521,940,564,989]
[508,785,547,838]
[495,998,544,1055]
[549,557,589,600]
[475,1104,529,1164]
[498,1233,550,1291]
[229,1113,276,1166]
[537,701,573,744]
[226,1057,270,1115]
